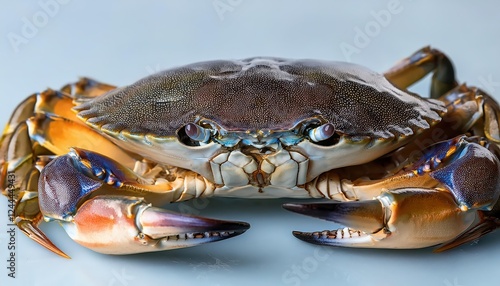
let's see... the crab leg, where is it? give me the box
[0,81,132,257]
[1,89,109,194]
[1,119,70,257]
[1,79,246,256]
[1,96,37,190]
[384,46,458,98]
[39,148,249,254]
[27,112,138,168]
[284,136,500,250]
[1,86,120,193]
[384,47,500,145]
[60,77,116,101]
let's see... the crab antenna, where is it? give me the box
[185,123,212,143]
[308,123,335,142]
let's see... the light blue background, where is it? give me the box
[1,1,499,285]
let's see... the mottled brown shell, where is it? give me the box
[75,58,446,139]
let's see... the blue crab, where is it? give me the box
[2,47,500,258]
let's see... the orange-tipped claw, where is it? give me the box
[16,219,70,259]
[14,190,70,258]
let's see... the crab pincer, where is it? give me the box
[37,148,249,256]
[284,137,500,251]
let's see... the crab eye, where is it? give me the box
[308,123,334,142]
[186,123,212,142]
[307,123,340,146]
[178,123,212,146]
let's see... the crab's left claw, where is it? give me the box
[283,200,386,246]
[284,189,481,249]
[38,148,249,255]
[285,137,500,251]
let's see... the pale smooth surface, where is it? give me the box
[1,1,499,286]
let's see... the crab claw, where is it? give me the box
[284,200,386,246]
[284,188,480,249]
[285,138,500,251]
[60,195,250,254]
[36,148,249,255]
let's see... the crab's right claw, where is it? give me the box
[57,195,250,255]
[284,189,485,250]
[285,138,500,251]
[38,149,249,255]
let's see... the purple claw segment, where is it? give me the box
[38,151,103,221]
[411,136,500,211]
[429,142,500,211]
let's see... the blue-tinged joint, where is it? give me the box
[38,154,104,222]
[427,139,500,211]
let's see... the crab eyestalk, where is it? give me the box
[308,123,335,142]
[185,123,212,143]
